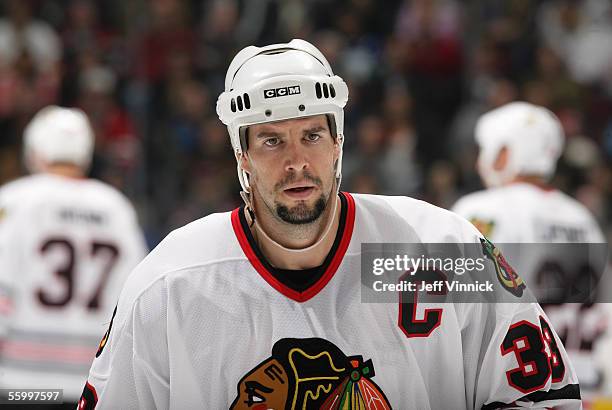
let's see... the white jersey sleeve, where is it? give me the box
[453,183,607,405]
[460,302,579,409]
[79,214,232,409]
[80,227,187,409]
[440,204,581,409]
[386,195,580,408]
[81,280,169,410]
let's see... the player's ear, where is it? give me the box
[332,129,344,164]
[333,139,340,162]
[238,126,253,175]
[239,152,252,175]
[493,146,509,172]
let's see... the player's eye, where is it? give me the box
[305,133,321,142]
[263,137,280,147]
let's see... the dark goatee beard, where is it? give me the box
[275,195,327,225]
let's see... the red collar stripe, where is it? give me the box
[231,192,355,303]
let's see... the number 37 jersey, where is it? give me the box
[0,174,147,400]
[83,193,580,409]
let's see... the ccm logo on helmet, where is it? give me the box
[263,85,301,99]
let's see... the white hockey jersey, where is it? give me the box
[452,182,610,399]
[81,192,580,409]
[0,174,147,401]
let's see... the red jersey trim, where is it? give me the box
[231,192,356,303]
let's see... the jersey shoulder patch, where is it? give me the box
[480,237,526,297]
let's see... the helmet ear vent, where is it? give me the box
[237,95,244,111]
[315,82,335,99]
[322,83,329,98]
[230,98,237,112]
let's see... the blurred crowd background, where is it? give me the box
[0,0,611,247]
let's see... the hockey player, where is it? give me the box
[81,40,581,409]
[452,101,611,404]
[0,106,147,406]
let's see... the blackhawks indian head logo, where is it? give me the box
[230,337,392,410]
[480,237,526,297]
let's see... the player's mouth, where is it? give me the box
[283,185,316,199]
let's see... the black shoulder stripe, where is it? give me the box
[523,384,581,403]
[481,384,580,410]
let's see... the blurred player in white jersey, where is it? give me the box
[82,41,581,409]
[0,106,147,407]
[452,101,612,405]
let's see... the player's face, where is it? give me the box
[230,358,289,409]
[242,115,339,224]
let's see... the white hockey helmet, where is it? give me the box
[475,101,565,187]
[216,39,349,193]
[24,105,95,173]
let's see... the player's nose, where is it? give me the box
[283,139,309,172]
